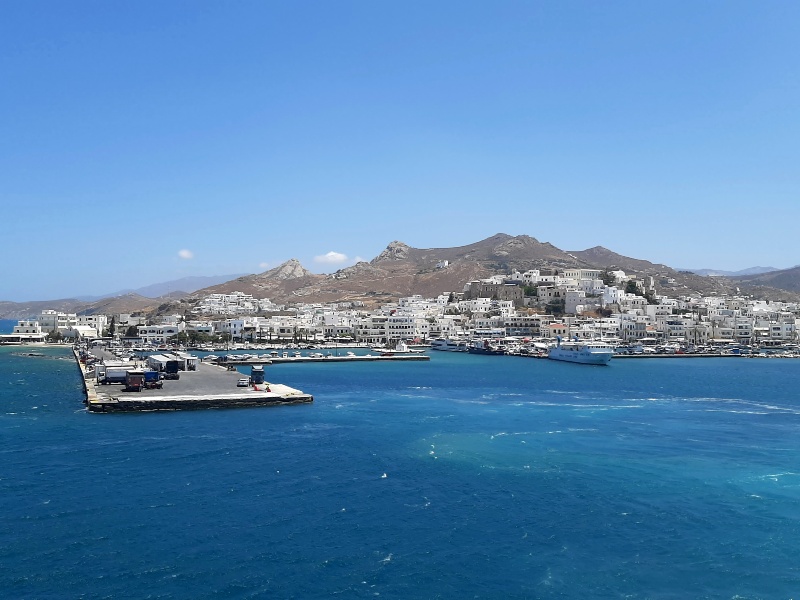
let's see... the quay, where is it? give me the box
[75,348,313,413]
[216,354,430,366]
[613,352,737,359]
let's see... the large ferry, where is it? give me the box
[430,338,468,352]
[548,336,614,365]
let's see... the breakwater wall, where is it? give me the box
[86,394,313,413]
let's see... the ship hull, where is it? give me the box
[548,346,613,365]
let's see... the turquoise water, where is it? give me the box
[2,346,800,598]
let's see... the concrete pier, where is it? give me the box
[613,353,737,359]
[76,349,313,413]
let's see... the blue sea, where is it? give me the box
[2,345,800,599]
[0,319,16,334]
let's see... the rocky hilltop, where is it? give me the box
[189,259,326,302]
[192,234,591,307]
[192,233,799,308]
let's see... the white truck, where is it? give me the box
[98,365,130,385]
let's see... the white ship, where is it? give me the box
[430,338,468,352]
[376,340,427,356]
[548,336,614,365]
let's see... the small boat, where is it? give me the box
[378,340,425,356]
[467,340,506,356]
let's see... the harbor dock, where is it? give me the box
[612,352,736,359]
[76,348,313,413]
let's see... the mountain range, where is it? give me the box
[71,274,247,302]
[2,234,799,319]
[185,234,800,307]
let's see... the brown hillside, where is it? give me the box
[568,246,672,273]
[188,235,800,307]
[193,259,326,301]
[0,299,87,320]
[570,246,753,298]
[732,266,800,292]
[382,234,588,271]
[79,293,162,316]
[0,294,161,320]
[192,234,589,307]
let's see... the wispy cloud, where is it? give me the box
[314,251,348,265]
[178,249,194,260]
[259,262,270,269]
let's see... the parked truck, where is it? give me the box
[163,360,181,380]
[99,366,130,385]
[125,370,145,392]
[143,370,163,389]
[250,365,265,385]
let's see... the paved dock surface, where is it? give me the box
[82,349,312,412]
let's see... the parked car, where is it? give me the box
[237,378,250,387]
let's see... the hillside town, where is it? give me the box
[3,267,798,351]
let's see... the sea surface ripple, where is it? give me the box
[2,345,800,598]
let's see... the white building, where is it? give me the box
[458,298,494,314]
[353,315,388,344]
[62,325,99,340]
[13,320,44,335]
[137,324,181,344]
[0,319,49,343]
[36,310,77,333]
[520,270,540,285]
[77,314,108,335]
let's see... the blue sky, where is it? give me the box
[2,1,799,301]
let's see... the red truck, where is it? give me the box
[125,370,145,392]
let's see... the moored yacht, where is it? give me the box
[548,336,613,365]
[467,339,506,356]
[430,338,468,352]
